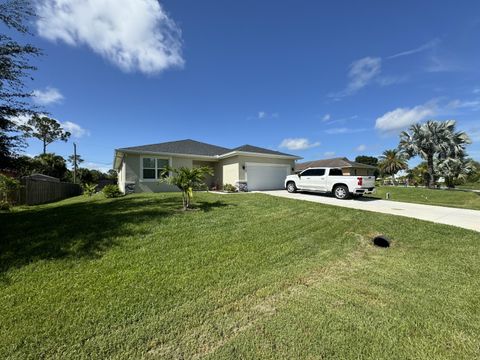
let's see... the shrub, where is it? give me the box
[0,200,11,211]
[0,174,21,209]
[223,183,237,192]
[103,184,122,198]
[82,183,97,196]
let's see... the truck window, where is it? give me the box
[311,169,325,176]
[301,169,325,176]
[329,168,343,176]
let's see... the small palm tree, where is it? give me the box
[160,166,214,210]
[399,120,471,188]
[378,149,408,184]
[436,157,476,188]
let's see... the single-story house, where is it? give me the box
[295,157,377,176]
[113,139,301,193]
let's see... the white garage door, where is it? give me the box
[246,163,289,191]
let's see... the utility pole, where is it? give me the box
[73,142,77,184]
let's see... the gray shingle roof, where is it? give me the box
[117,139,232,157]
[296,157,377,171]
[231,144,295,157]
[117,139,298,158]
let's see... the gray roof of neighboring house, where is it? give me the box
[296,157,377,171]
[117,139,297,158]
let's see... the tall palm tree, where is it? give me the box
[378,149,408,184]
[399,120,471,188]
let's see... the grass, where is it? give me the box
[457,182,480,190]
[1,192,479,359]
[367,186,480,210]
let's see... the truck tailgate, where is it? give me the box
[360,176,375,188]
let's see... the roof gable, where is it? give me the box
[117,139,231,157]
[230,144,295,157]
[117,139,298,158]
[296,157,377,170]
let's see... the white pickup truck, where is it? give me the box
[284,167,375,199]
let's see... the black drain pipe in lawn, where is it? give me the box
[373,235,391,248]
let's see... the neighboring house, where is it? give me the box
[296,157,377,176]
[113,139,300,192]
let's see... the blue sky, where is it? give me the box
[12,0,480,171]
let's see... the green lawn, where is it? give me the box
[457,182,480,190]
[1,193,479,359]
[367,186,480,210]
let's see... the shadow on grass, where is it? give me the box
[0,195,231,275]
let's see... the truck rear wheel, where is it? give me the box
[286,181,297,193]
[334,185,350,199]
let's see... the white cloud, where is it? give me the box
[426,55,459,73]
[376,75,408,87]
[32,87,64,105]
[322,114,331,122]
[473,88,480,94]
[36,0,184,75]
[355,144,367,152]
[469,127,480,142]
[447,99,480,111]
[346,57,382,93]
[11,114,31,126]
[254,111,278,120]
[387,38,441,59]
[279,138,321,150]
[12,114,89,138]
[375,101,437,133]
[324,127,368,135]
[324,151,336,157]
[330,57,382,99]
[83,161,111,173]
[61,121,90,138]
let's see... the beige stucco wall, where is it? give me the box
[120,152,297,192]
[192,160,215,188]
[117,159,126,192]
[123,153,195,193]
[219,155,240,186]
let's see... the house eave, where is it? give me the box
[217,151,302,160]
[114,148,219,163]
[114,148,302,166]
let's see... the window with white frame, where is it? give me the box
[142,157,169,180]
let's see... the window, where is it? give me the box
[142,157,169,180]
[311,169,325,176]
[301,168,325,176]
[329,168,343,176]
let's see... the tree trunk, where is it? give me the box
[43,139,46,154]
[182,191,187,210]
[427,154,435,188]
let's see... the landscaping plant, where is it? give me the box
[0,174,20,211]
[82,183,97,196]
[223,183,237,192]
[160,166,213,210]
[102,184,122,198]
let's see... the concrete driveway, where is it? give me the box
[261,190,480,232]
